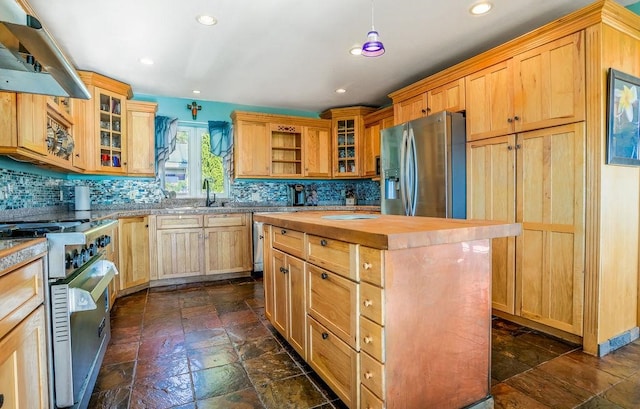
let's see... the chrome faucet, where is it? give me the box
[202,178,216,207]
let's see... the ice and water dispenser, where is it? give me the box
[384,168,399,200]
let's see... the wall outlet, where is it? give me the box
[128,190,136,200]
[251,192,261,202]
[59,190,64,201]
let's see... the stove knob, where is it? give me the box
[97,236,106,248]
[65,253,74,269]
[73,254,82,269]
[88,243,96,256]
[80,248,89,262]
[104,235,111,245]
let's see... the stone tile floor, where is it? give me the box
[89,276,640,408]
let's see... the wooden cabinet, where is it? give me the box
[363,107,394,178]
[426,78,466,114]
[16,93,47,155]
[118,216,150,290]
[303,126,332,178]
[467,123,585,335]
[77,71,132,174]
[393,93,426,124]
[0,245,48,409]
[155,213,252,281]
[126,101,157,176]
[466,32,585,141]
[320,106,376,178]
[232,111,330,179]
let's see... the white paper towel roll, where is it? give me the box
[75,186,90,211]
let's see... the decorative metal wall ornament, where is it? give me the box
[187,101,202,120]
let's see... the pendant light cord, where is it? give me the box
[371,0,376,30]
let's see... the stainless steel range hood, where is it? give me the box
[0,0,90,99]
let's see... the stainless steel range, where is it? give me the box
[2,218,118,409]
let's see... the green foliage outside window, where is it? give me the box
[201,133,225,193]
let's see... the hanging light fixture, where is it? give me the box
[361,0,385,57]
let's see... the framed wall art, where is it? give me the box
[607,68,640,165]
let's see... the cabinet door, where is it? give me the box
[126,102,156,175]
[513,32,585,133]
[156,228,203,279]
[16,94,47,155]
[0,92,17,149]
[204,226,251,275]
[235,120,270,177]
[72,98,91,170]
[288,256,306,359]
[394,93,426,124]
[466,60,514,141]
[363,122,380,177]
[467,135,516,314]
[263,226,274,321]
[271,249,288,336]
[516,123,585,335]
[427,78,465,114]
[333,117,360,177]
[118,216,150,289]
[304,126,332,178]
[96,88,126,173]
[0,306,48,409]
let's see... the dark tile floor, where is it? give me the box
[89,277,640,409]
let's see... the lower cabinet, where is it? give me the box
[118,216,151,291]
[104,222,119,308]
[155,213,252,281]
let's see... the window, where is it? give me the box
[162,124,227,198]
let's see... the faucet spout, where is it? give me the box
[203,178,216,207]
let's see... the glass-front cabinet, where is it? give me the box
[97,90,124,170]
[335,118,356,175]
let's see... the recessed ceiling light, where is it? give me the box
[335,88,347,94]
[196,15,217,26]
[349,46,362,56]
[139,57,154,65]
[470,2,492,15]
[193,90,201,94]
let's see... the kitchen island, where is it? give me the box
[254,211,521,409]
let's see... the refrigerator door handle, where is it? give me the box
[400,128,409,215]
[409,129,418,216]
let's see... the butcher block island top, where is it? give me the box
[257,210,521,409]
[253,211,521,250]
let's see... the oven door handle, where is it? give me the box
[68,259,117,313]
[69,287,97,312]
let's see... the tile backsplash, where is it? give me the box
[0,167,380,211]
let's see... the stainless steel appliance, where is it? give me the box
[380,111,466,218]
[0,219,118,409]
[288,184,306,206]
[253,220,264,273]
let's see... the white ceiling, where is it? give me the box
[27,0,638,113]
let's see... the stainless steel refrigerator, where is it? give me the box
[380,111,466,218]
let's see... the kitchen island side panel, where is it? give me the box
[383,239,492,409]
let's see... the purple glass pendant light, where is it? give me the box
[361,0,385,57]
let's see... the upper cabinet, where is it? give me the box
[466,32,585,141]
[392,78,465,124]
[363,106,394,178]
[77,71,133,174]
[126,101,157,176]
[232,111,331,179]
[394,93,426,124]
[320,106,376,178]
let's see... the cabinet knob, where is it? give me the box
[363,299,373,307]
[280,267,288,274]
[75,153,80,157]
[362,262,372,270]
[321,272,328,280]
[281,229,286,235]
[513,115,520,121]
[363,336,373,344]
[321,332,329,340]
[515,144,522,150]
[320,239,328,246]
[507,117,513,123]
[507,145,514,151]
[364,372,374,379]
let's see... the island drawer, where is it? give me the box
[360,317,384,363]
[307,264,359,349]
[156,214,203,229]
[272,227,305,259]
[361,384,384,409]
[360,351,385,400]
[308,317,358,409]
[360,282,384,326]
[307,234,357,281]
[359,246,384,287]
[0,258,44,339]
[204,213,247,227]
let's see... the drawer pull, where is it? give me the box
[322,332,329,340]
[363,299,373,307]
[320,239,328,246]
[280,267,288,274]
[364,371,374,379]
[281,229,287,235]
[363,336,373,344]
[321,272,328,280]
[363,262,372,270]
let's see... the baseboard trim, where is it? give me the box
[492,310,583,345]
[598,327,640,356]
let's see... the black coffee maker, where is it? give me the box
[289,184,306,206]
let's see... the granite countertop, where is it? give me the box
[0,238,47,274]
[254,211,522,250]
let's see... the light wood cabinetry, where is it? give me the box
[126,101,157,176]
[0,244,48,409]
[16,93,47,155]
[466,32,585,141]
[393,93,426,124]
[363,107,394,178]
[467,123,585,335]
[320,106,376,178]
[118,216,150,291]
[426,78,466,114]
[232,111,330,179]
[155,213,252,281]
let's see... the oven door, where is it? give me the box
[51,257,116,408]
